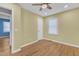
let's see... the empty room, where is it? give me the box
[0,3,79,56]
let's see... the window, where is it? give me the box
[48,17,58,35]
[3,22,10,32]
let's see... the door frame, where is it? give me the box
[0,6,14,54]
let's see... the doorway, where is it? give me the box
[37,16,43,40]
[0,7,12,55]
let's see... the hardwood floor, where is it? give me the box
[12,39,79,56]
[0,38,10,56]
[0,39,79,56]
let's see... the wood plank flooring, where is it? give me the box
[0,38,10,56]
[12,39,79,56]
[0,39,79,56]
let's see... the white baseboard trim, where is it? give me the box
[12,48,21,54]
[11,40,40,54]
[44,37,79,48]
[11,38,79,54]
[21,40,39,48]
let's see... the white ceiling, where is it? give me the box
[19,3,79,17]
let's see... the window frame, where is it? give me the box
[48,17,58,35]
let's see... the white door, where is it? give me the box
[37,16,43,40]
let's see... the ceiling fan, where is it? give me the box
[32,3,52,11]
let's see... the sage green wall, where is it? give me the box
[44,8,79,46]
[21,8,38,45]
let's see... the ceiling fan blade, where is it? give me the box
[40,8,42,11]
[32,4,42,6]
[47,6,52,9]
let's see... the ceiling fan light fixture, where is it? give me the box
[42,4,47,9]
